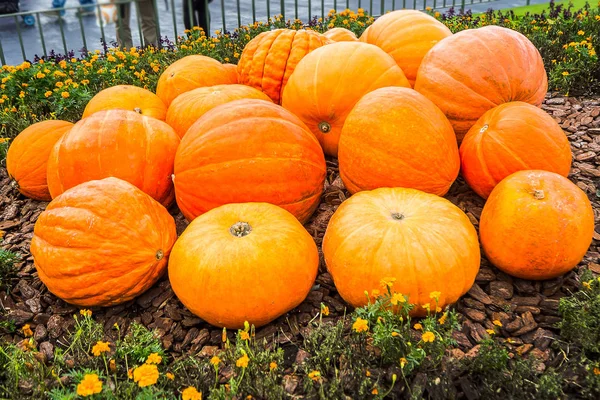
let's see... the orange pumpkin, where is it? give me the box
[82,85,167,120]
[359,10,451,86]
[166,84,272,139]
[338,87,459,196]
[323,27,358,42]
[323,187,481,315]
[414,25,547,142]
[6,120,73,201]
[30,177,177,307]
[156,55,238,106]
[168,202,319,328]
[222,63,239,82]
[237,29,331,104]
[282,41,411,156]
[47,109,180,207]
[480,170,595,280]
[174,99,326,222]
[460,102,572,199]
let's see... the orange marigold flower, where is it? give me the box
[76,374,102,397]
[133,363,159,387]
[91,341,110,357]
[269,361,277,371]
[240,331,250,341]
[145,353,162,364]
[210,356,221,367]
[182,386,202,400]
[422,331,435,343]
[352,317,369,333]
[22,324,33,337]
[308,370,321,382]
[166,372,175,380]
[236,353,249,368]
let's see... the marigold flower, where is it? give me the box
[578,30,585,35]
[146,352,162,364]
[400,357,408,368]
[438,312,448,325]
[133,363,159,387]
[79,309,92,317]
[210,356,221,366]
[414,323,423,330]
[391,331,399,337]
[486,329,495,335]
[22,324,33,337]
[582,281,592,290]
[422,331,435,343]
[236,353,249,368]
[308,370,321,382]
[77,374,102,396]
[61,92,70,99]
[372,388,379,394]
[321,304,330,316]
[380,277,396,289]
[422,303,431,311]
[594,367,600,375]
[109,359,116,372]
[182,386,202,400]
[352,317,369,333]
[391,293,406,305]
[269,361,277,371]
[493,319,503,327]
[92,341,110,356]
[562,71,569,76]
[240,331,250,341]
[127,368,133,379]
[166,372,174,380]
[366,369,371,377]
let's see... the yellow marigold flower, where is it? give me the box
[127,368,133,379]
[551,59,557,64]
[366,369,371,377]
[370,289,380,298]
[59,60,67,69]
[92,341,110,356]
[321,304,330,316]
[596,15,600,21]
[166,372,174,380]
[422,303,431,311]
[308,370,321,382]
[19,91,25,98]
[343,19,349,25]
[583,281,592,289]
[182,386,202,400]
[236,353,250,368]
[391,331,399,337]
[210,356,221,366]
[578,30,585,35]
[594,367,600,375]
[146,352,162,364]
[380,277,396,289]
[486,329,495,335]
[36,72,46,79]
[422,331,435,343]
[61,92,70,99]
[438,312,448,325]
[270,361,278,371]
[434,11,440,17]
[240,331,250,341]
[71,83,79,89]
[109,359,116,373]
[493,319,503,327]
[426,6,432,10]
[372,388,379,395]
[429,291,441,302]
[562,71,569,76]
[352,317,369,333]
[414,323,423,330]
[55,82,64,88]
[22,324,33,337]
[77,374,102,397]
[133,363,159,387]
[80,309,92,317]
[400,357,408,368]
[391,293,406,305]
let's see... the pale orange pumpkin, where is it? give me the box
[168,202,319,328]
[222,63,239,82]
[323,187,481,315]
[323,27,358,42]
[480,170,595,280]
[82,85,167,120]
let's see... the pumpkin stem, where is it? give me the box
[318,122,331,134]
[391,212,405,221]
[230,222,252,238]
[155,250,164,260]
[133,107,143,114]
[533,189,545,200]
[479,124,489,134]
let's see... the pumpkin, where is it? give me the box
[338,87,459,196]
[460,102,572,199]
[237,29,331,104]
[282,41,411,156]
[222,63,239,82]
[479,170,595,280]
[359,10,451,86]
[323,187,481,315]
[6,120,73,201]
[82,85,167,120]
[166,84,272,139]
[47,109,180,207]
[168,202,319,328]
[156,55,238,106]
[414,25,547,142]
[174,99,326,222]
[30,177,177,307]
[323,27,358,42]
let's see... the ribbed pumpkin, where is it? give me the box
[323,27,358,42]
[30,177,177,307]
[82,85,167,120]
[174,99,326,222]
[6,120,73,201]
[359,10,451,86]
[222,63,239,82]
[480,170,594,280]
[415,25,547,142]
[168,202,319,328]
[282,42,411,156]
[460,102,572,199]
[323,187,481,315]
[339,87,459,196]
[237,29,331,104]
[156,55,238,106]
[166,84,272,139]
[47,109,180,207]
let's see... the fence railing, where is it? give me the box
[0,0,528,66]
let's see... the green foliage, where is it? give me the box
[0,249,20,291]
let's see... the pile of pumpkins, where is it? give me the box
[6,10,595,328]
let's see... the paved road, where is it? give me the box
[1,0,546,65]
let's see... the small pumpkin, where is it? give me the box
[414,25,547,142]
[479,170,595,280]
[339,87,459,196]
[237,29,331,104]
[6,120,73,201]
[323,27,358,42]
[460,102,572,199]
[156,55,238,106]
[82,85,167,120]
[174,99,326,222]
[47,109,180,207]
[30,177,177,307]
[359,10,452,86]
[166,84,272,139]
[222,63,239,83]
[323,187,481,315]
[168,202,319,328]
[282,41,410,156]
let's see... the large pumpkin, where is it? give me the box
[166,84,272,139]
[6,120,73,201]
[282,41,411,156]
[30,177,177,307]
[47,109,180,207]
[359,10,451,86]
[414,25,547,142]
[156,55,238,106]
[168,202,319,328]
[338,87,459,196]
[82,85,167,120]
[237,29,331,104]
[174,99,326,222]
[222,63,239,83]
[460,102,572,199]
[479,170,595,280]
[323,27,358,42]
[323,187,481,315]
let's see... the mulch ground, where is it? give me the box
[1,93,599,377]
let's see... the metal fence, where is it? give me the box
[0,0,527,66]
